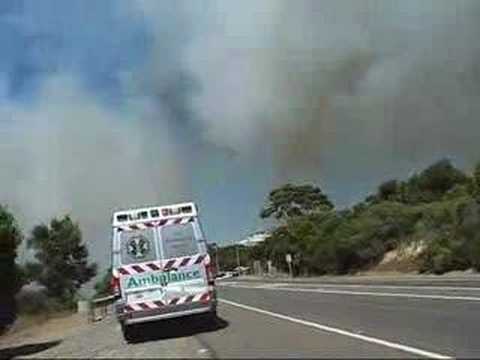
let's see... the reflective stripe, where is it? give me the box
[146,263,161,271]
[169,298,179,305]
[116,254,211,276]
[194,254,206,264]
[184,295,195,303]
[117,217,194,232]
[131,265,145,273]
[123,291,211,313]
[179,257,191,267]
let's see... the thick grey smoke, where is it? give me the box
[3,0,480,272]
[0,1,199,270]
[182,0,480,185]
[1,75,187,266]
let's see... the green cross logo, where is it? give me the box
[127,235,150,259]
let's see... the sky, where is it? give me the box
[2,0,480,271]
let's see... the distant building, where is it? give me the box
[238,231,270,247]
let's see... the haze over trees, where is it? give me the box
[218,159,480,276]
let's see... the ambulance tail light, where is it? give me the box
[200,290,215,305]
[205,263,215,286]
[110,276,121,297]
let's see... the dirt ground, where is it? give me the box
[0,312,89,354]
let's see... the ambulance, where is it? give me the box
[110,202,217,341]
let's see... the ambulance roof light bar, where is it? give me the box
[112,202,197,227]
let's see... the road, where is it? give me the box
[4,278,480,358]
[213,280,480,358]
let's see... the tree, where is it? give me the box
[416,159,467,197]
[260,183,334,220]
[377,180,399,201]
[28,215,97,304]
[474,162,480,198]
[0,205,23,332]
[456,200,480,271]
[21,262,43,284]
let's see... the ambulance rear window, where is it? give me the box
[161,223,199,259]
[120,229,156,265]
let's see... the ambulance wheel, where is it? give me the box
[121,323,136,343]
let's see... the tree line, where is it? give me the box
[0,210,96,333]
[217,159,480,277]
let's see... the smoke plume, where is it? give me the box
[2,0,480,270]
[184,0,480,184]
[1,75,187,265]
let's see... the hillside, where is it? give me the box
[217,159,480,276]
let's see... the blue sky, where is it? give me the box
[0,0,149,102]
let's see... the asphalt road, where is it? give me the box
[7,278,480,358]
[211,280,480,358]
[236,274,480,288]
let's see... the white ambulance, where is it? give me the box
[110,202,217,341]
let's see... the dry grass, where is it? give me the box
[0,311,88,349]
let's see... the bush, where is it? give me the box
[16,289,50,315]
[416,159,468,198]
[378,180,399,201]
[469,237,480,272]
[16,288,69,315]
[456,200,480,271]
[420,237,454,274]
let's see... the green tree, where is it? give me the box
[377,179,399,202]
[456,200,480,271]
[474,162,480,198]
[223,246,238,271]
[28,215,97,305]
[260,183,334,220]
[262,226,298,272]
[248,158,480,277]
[0,205,23,332]
[416,159,467,198]
[21,262,43,284]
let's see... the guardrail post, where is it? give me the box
[90,295,116,323]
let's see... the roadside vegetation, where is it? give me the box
[218,159,480,276]
[0,205,23,334]
[26,216,97,307]
[94,267,113,298]
[1,211,97,333]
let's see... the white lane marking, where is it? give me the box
[288,283,480,291]
[252,283,288,289]
[221,283,282,288]
[220,299,452,359]
[295,284,480,291]
[222,284,480,302]
[220,282,480,291]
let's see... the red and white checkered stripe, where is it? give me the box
[113,253,210,277]
[116,217,194,232]
[123,291,212,313]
